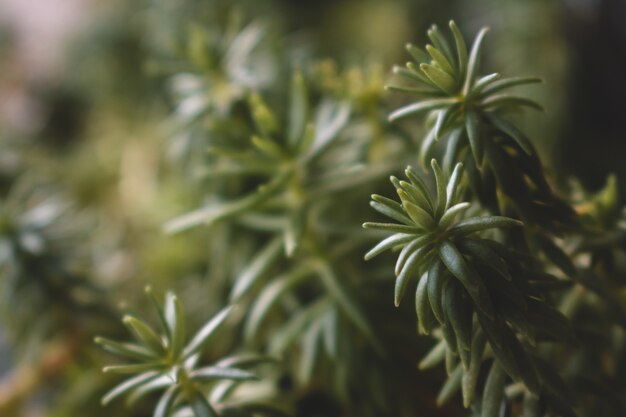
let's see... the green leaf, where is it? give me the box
[184,305,234,358]
[249,93,279,137]
[415,273,433,335]
[244,265,314,341]
[307,99,350,159]
[395,236,431,276]
[145,286,170,342]
[284,207,307,257]
[419,339,447,369]
[426,44,455,76]
[405,166,434,205]
[431,159,447,220]
[433,107,456,140]
[482,361,506,417]
[537,235,577,277]
[370,200,413,225]
[462,329,486,407]
[101,371,160,405]
[398,181,432,213]
[470,73,500,97]
[442,322,458,355]
[299,316,322,383]
[298,122,315,153]
[251,135,284,159]
[427,25,456,70]
[463,27,489,95]
[388,97,458,122]
[443,128,464,173]
[444,279,473,352]
[457,238,512,282]
[164,293,185,359]
[506,330,540,393]
[406,43,430,62]
[188,388,219,417]
[164,172,292,234]
[225,21,265,71]
[449,21,467,77]
[103,363,163,374]
[487,113,534,155]
[322,307,339,359]
[364,233,415,260]
[315,262,381,351]
[154,385,179,417]
[385,84,441,95]
[427,260,447,323]
[419,129,438,168]
[191,366,258,381]
[393,64,431,84]
[438,240,494,319]
[420,63,457,94]
[480,76,542,96]
[269,297,330,354]
[362,222,423,234]
[373,193,413,218]
[95,337,156,361]
[465,109,484,167]
[445,163,464,209]
[230,237,283,302]
[481,94,543,111]
[477,315,525,386]
[123,316,164,354]
[395,249,423,306]
[439,202,471,230]
[287,71,308,147]
[402,200,436,230]
[448,216,523,237]
[215,353,279,369]
[437,364,463,406]
[126,375,172,405]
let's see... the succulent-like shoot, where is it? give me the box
[386,21,578,232]
[165,72,353,257]
[96,288,282,417]
[364,159,579,414]
[364,159,521,324]
[387,21,542,168]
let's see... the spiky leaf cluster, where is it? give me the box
[164,72,354,253]
[96,288,287,417]
[364,160,522,318]
[387,21,576,230]
[388,21,541,163]
[0,180,104,342]
[165,71,386,399]
[364,160,579,415]
[163,18,274,120]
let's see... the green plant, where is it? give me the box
[93,15,626,417]
[96,287,287,417]
[3,2,626,417]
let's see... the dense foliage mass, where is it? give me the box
[1,1,625,417]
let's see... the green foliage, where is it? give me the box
[96,287,287,417]
[363,159,580,414]
[0,177,106,343]
[3,2,626,417]
[364,160,521,316]
[388,21,576,231]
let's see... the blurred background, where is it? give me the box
[1,0,625,195]
[0,0,624,416]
